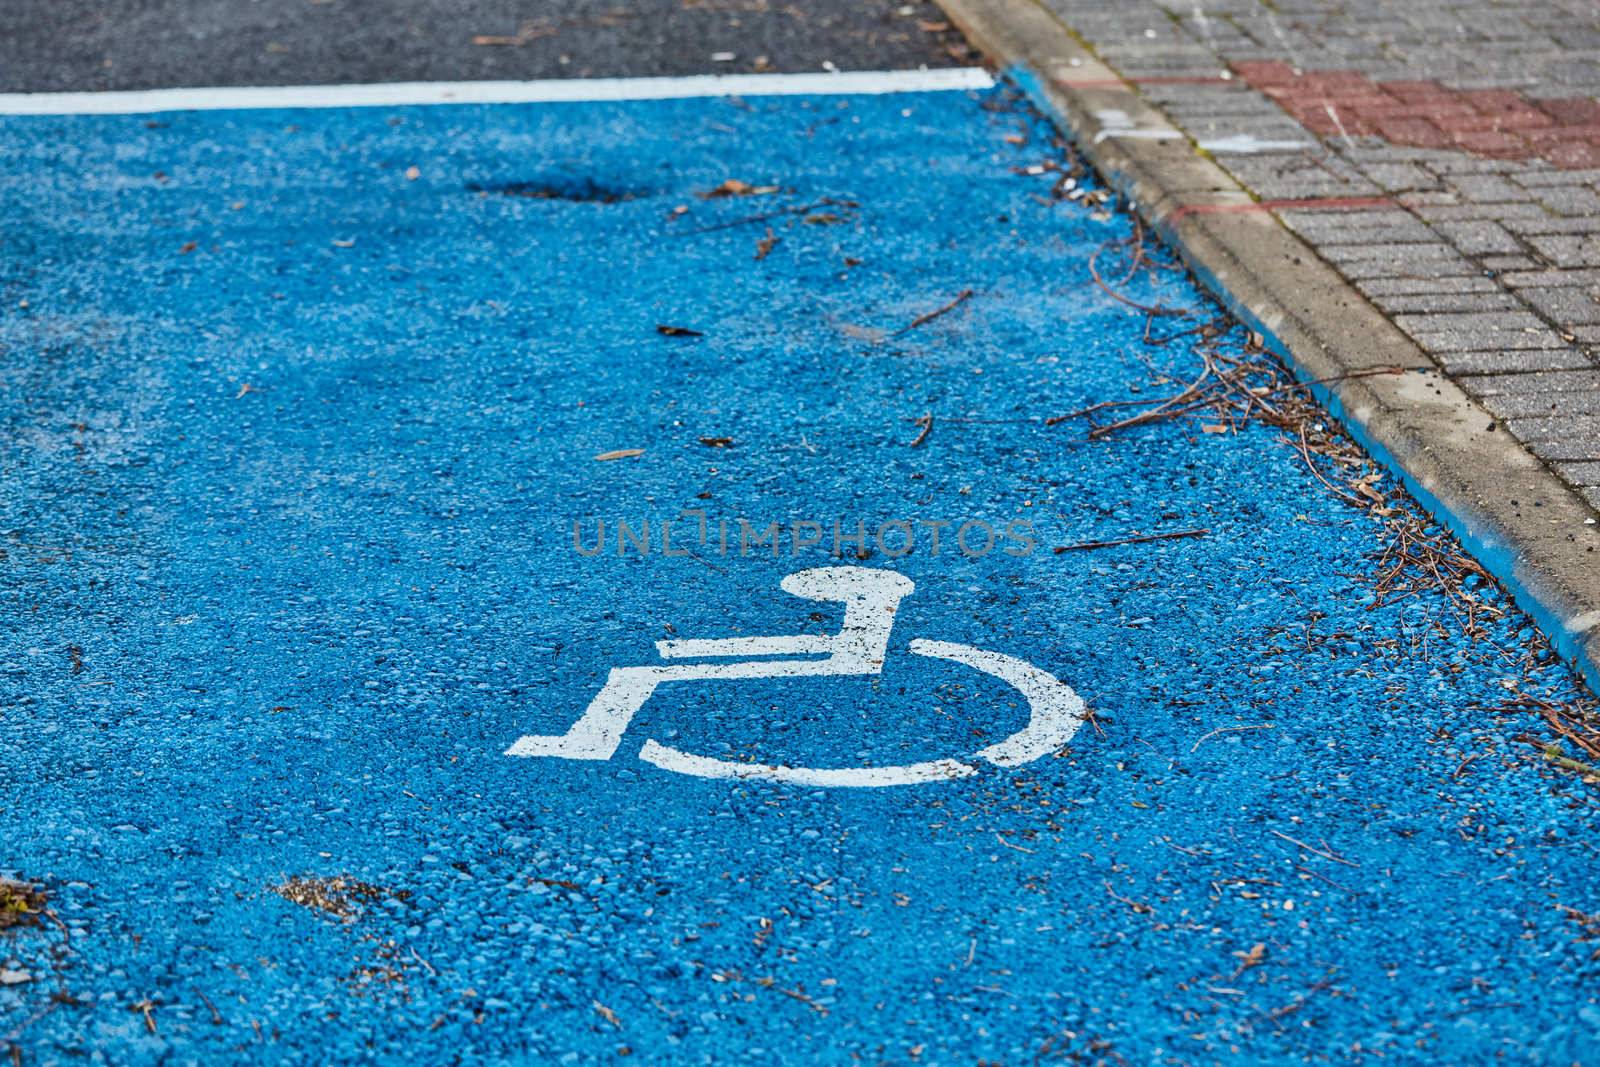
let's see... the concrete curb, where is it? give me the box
[938,0,1600,694]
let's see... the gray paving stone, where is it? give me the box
[1355,276,1502,297]
[1414,203,1554,223]
[1459,369,1600,395]
[1526,234,1600,269]
[1278,209,1436,245]
[1319,242,1479,279]
[1356,162,1447,192]
[1499,215,1600,238]
[1482,255,1545,272]
[1506,416,1600,459]
[1520,285,1600,327]
[1500,268,1600,290]
[1446,174,1536,202]
[1480,391,1600,419]
[1514,167,1600,186]
[1368,290,1524,314]
[1531,185,1600,217]
[1433,348,1592,375]
[1555,460,1600,486]
[1428,220,1527,256]
[1395,309,1563,343]
[1043,0,1600,469]
[1219,155,1381,201]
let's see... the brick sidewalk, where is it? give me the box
[1041,0,1600,508]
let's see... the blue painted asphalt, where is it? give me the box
[2,80,1598,1064]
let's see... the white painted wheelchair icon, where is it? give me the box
[506,566,1087,787]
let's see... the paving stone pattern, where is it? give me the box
[1042,0,1600,510]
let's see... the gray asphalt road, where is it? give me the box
[0,1,979,92]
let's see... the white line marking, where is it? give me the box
[506,566,1092,786]
[637,741,978,787]
[908,639,1087,765]
[0,68,995,117]
[508,568,916,761]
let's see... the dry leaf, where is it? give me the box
[471,24,555,46]
[755,227,779,260]
[698,437,733,448]
[593,1001,622,1028]
[700,178,780,199]
[594,449,644,462]
[656,325,703,337]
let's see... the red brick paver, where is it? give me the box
[1232,61,1600,169]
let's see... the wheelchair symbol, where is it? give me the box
[505,566,1088,787]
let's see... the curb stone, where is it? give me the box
[936,0,1600,696]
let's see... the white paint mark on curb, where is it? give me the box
[1093,108,1184,145]
[1566,609,1600,635]
[1197,134,1312,153]
[0,68,996,117]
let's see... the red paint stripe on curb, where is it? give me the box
[1165,195,1393,223]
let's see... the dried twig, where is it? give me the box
[893,289,974,337]
[1190,723,1273,752]
[1055,528,1209,553]
[1088,240,1189,318]
[1269,829,1359,868]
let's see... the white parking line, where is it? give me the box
[0,68,995,116]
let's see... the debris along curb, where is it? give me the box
[937,0,1600,695]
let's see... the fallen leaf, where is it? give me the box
[755,227,779,260]
[594,449,644,462]
[593,1000,622,1028]
[803,212,841,225]
[471,24,555,46]
[1201,423,1228,434]
[0,968,32,986]
[178,241,197,255]
[656,325,703,337]
[699,178,779,199]
[698,437,733,448]
[332,238,355,248]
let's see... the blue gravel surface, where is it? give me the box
[1,81,1597,1064]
